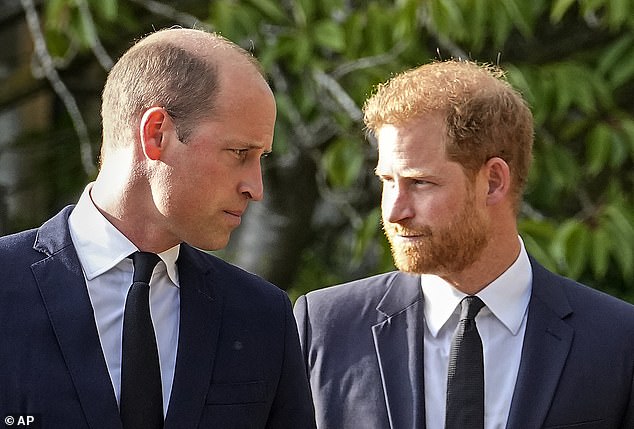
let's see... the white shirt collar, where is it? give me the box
[421,237,532,337]
[68,184,180,286]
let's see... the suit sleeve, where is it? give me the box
[265,294,316,429]
[293,295,310,372]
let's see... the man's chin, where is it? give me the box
[391,247,429,274]
[189,233,231,252]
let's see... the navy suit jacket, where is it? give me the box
[0,206,316,429]
[294,260,634,429]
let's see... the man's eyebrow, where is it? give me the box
[231,141,272,153]
[375,167,433,177]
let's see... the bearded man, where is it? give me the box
[294,60,634,429]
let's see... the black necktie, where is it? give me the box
[445,296,486,429]
[120,251,163,429]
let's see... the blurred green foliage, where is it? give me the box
[4,0,633,302]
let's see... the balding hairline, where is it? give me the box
[131,28,265,78]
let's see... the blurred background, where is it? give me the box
[0,0,632,303]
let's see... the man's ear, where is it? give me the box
[484,157,511,206]
[139,107,172,160]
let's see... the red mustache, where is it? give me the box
[383,222,432,237]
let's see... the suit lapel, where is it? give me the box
[506,259,574,429]
[33,207,123,429]
[164,245,222,429]
[372,272,426,429]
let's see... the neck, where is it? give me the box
[90,157,179,253]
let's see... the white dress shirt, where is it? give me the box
[422,239,532,429]
[68,185,180,415]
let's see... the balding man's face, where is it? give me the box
[148,65,276,251]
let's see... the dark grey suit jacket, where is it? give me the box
[294,259,634,429]
[0,206,316,429]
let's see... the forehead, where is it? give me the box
[189,73,275,151]
[376,115,449,170]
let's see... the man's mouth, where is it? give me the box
[225,210,244,217]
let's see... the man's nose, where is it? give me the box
[383,184,415,224]
[240,162,264,201]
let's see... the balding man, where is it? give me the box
[0,28,316,429]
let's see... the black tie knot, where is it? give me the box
[460,295,485,321]
[131,251,161,284]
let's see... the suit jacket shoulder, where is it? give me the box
[0,221,53,268]
[294,271,425,429]
[0,207,317,429]
[529,256,634,344]
[298,271,420,320]
[179,243,290,304]
[507,258,634,429]
[147,240,317,429]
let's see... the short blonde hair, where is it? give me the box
[363,60,534,212]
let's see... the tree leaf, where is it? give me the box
[518,218,558,271]
[550,219,580,267]
[458,0,486,49]
[427,0,465,40]
[551,220,590,279]
[490,4,513,48]
[550,0,576,23]
[313,20,346,53]
[606,0,631,29]
[604,204,634,242]
[590,227,612,279]
[288,31,314,73]
[531,67,556,125]
[618,117,634,156]
[609,44,634,88]
[501,0,533,37]
[342,11,364,57]
[543,142,579,191]
[322,138,364,188]
[596,34,634,76]
[609,132,628,168]
[292,0,315,26]
[551,63,579,118]
[506,66,535,104]
[603,209,634,280]
[366,2,393,55]
[247,0,288,23]
[585,123,613,176]
[564,222,590,279]
[353,206,382,263]
[45,0,70,30]
[89,0,118,21]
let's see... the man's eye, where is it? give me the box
[231,149,249,158]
